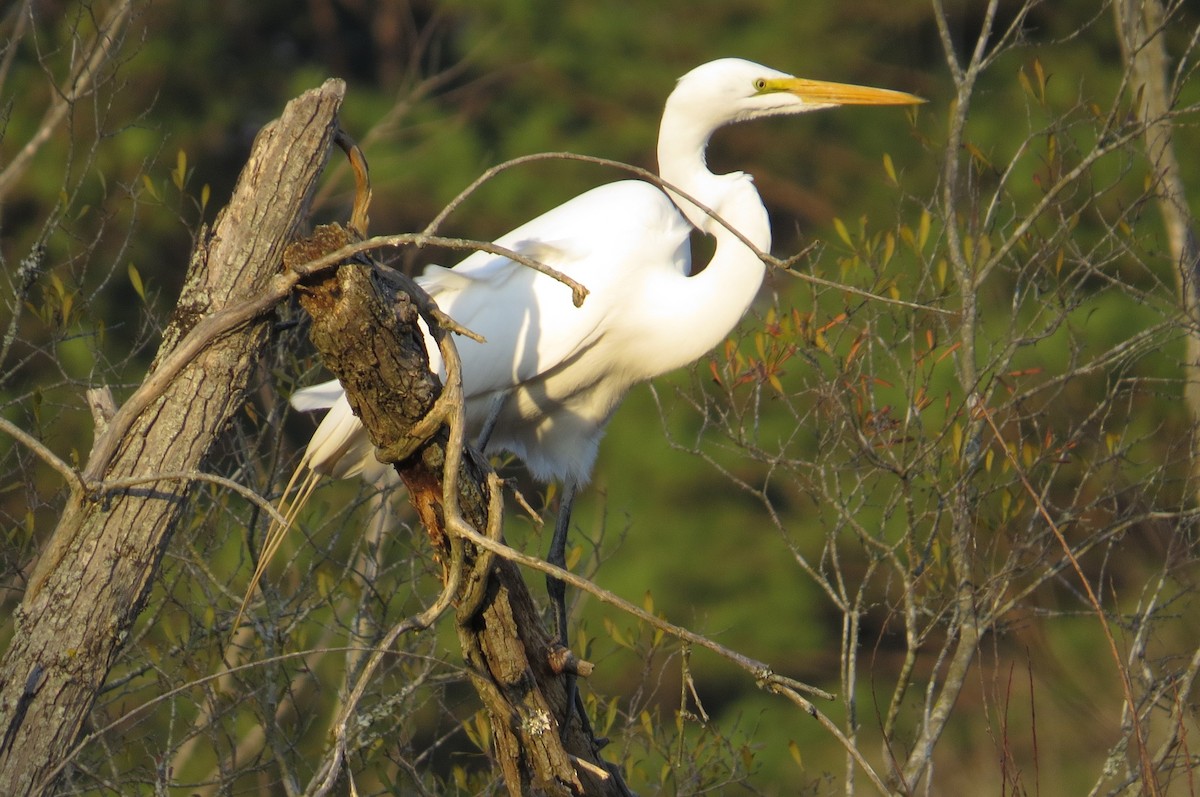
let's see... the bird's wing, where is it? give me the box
[418,180,691,398]
[291,392,372,478]
[290,180,689,476]
[290,379,343,411]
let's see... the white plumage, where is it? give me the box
[249,59,921,645]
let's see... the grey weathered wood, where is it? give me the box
[0,79,346,797]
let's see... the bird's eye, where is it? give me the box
[754,78,768,91]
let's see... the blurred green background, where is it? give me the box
[3,0,1199,794]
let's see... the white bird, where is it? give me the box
[250,59,921,647]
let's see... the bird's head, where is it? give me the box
[667,57,924,129]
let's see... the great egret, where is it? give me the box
[256,59,921,651]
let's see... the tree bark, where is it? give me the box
[1114,0,1200,492]
[287,232,627,795]
[0,79,347,796]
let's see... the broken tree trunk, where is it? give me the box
[286,221,627,795]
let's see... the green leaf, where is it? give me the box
[788,739,804,770]
[172,149,187,190]
[832,216,852,248]
[604,616,630,649]
[917,209,931,250]
[141,174,160,201]
[128,263,146,302]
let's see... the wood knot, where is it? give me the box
[547,643,595,678]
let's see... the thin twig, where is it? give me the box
[0,0,135,201]
[977,404,1158,793]
[0,416,87,494]
[444,516,833,701]
[423,150,954,317]
[97,470,291,528]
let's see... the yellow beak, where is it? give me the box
[768,76,925,106]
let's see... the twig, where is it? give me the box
[0,416,87,495]
[977,403,1158,793]
[81,270,304,483]
[43,646,442,791]
[770,684,896,796]
[423,150,953,317]
[442,515,833,701]
[96,470,291,529]
[0,0,135,201]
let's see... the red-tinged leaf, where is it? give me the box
[936,341,962,363]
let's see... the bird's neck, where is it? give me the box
[649,95,772,373]
[646,177,773,375]
[657,102,725,231]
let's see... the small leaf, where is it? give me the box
[833,216,853,247]
[965,142,992,170]
[882,152,898,186]
[141,174,160,201]
[708,358,723,386]
[917,209,931,250]
[977,234,992,263]
[316,569,334,599]
[173,149,187,190]
[128,263,146,301]
[201,183,211,211]
[1018,67,1034,99]
[788,739,804,770]
[640,710,654,738]
[603,696,619,736]
[604,616,630,649]
[1033,57,1047,100]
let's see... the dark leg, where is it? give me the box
[475,392,507,451]
[546,480,577,647]
[547,481,602,740]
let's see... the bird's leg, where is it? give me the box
[546,480,576,647]
[475,391,507,451]
[546,480,603,743]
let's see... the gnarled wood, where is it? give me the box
[289,231,627,796]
